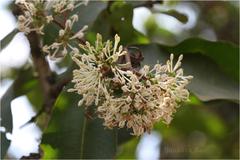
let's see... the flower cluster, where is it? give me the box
[69,34,193,136]
[15,0,89,59]
[15,0,88,35]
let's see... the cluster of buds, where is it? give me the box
[16,0,51,34]
[15,0,88,35]
[42,14,88,59]
[68,34,193,136]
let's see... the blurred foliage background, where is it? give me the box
[0,0,239,159]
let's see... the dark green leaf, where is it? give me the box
[0,68,36,159]
[138,43,239,101]
[161,38,239,81]
[41,87,117,159]
[0,29,19,51]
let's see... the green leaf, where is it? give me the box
[158,9,188,23]
[0,68,36,159]
[41,87,117,159]
[0,29,19,51]
[161,38,239,81]
[138,43,239,101]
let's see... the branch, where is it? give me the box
[27,32,55,112]
[23,32,71,127]
[24,32,57,127]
